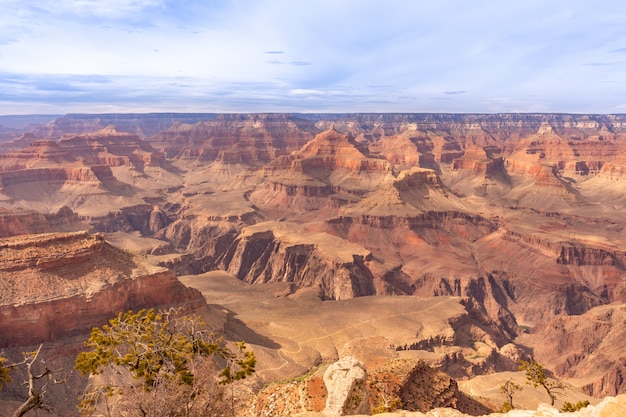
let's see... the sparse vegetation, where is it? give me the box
[499,378,522,412]
[518,358,565,406]
[369,374,402,414]
[371,387,401,414]
[561,400,590,412]
[75,308,256,417]
[0,355,10,390]
[275,363,322,385]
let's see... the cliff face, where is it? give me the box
[0,166,113,190]
[518,304,626,398]
[0,231,205,348]
[216,228,376,300]
[0,208,50,237]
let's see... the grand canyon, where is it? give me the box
[1,113,626,416]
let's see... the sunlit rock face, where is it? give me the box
[0,231,205,348]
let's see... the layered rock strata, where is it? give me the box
[2,113,626,398]
[0,231,204,348]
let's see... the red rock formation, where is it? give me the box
[0,231,205,348]
[0,208,50,237]
[518,305,626,398]
[0,166,113,191]
[0,127,167,172]
[4,112,626,397]
[452,148,505,177]
[149,113,318,163]
[216,228,375,300]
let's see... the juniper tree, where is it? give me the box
[75,308,256,417]
[499,378,522,412]
[518,358,564,406]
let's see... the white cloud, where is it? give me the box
[31,0,165,18]
[288,89,324,96]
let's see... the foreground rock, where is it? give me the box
[323,357,370,415]
[294,395,626,416]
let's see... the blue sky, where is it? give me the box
[1,0,626,114]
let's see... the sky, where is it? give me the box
[1,0,626,114]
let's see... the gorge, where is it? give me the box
[1,113,626,415]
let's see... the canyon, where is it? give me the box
[0,113,625,416]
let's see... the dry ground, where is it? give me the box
[179,271,597,411]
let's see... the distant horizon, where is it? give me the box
[6,111,626,131]
[6,110,626,117]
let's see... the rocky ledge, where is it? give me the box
[0,231,205,347]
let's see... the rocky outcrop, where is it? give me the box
[0,231,205,348]
[451,148,504,177]
[293,128,391,174]
[0,230,104,271]
[503,158,567,189]
[216,227,375,300]
[557,244,626,268]
[372,359,491,415]
[323,357,370,416]
[596,161,626,181]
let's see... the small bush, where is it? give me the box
[561,400,590,412]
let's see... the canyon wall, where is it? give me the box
[0,231,205,348]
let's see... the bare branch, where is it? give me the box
[7,344,69,417]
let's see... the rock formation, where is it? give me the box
[0,230,205,348]
[150,113,318,163]
[369,359,492,415]
[323,357,370,416]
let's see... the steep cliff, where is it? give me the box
[0,231,205,348]
[517,304,626,398]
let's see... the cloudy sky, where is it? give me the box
[1,0,626,114]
